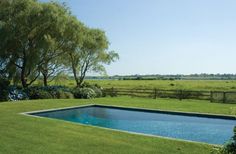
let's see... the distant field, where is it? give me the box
[56,80,236,91]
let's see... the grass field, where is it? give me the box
[1,97,236,154]
[51,79,236,91]
[88,80,236,91]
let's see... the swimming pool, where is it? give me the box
[28,105,236,145]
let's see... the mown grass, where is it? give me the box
[47,79,236,91]
[1,97,236,154]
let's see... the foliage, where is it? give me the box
[0,0,47,87]
[0,0,118,88]
[81,82,103,97]
[25,87,52,99]
[25,86,72,99]
[55,90,74,99]
[36,90,53,99]
[73,87,96,99]
[211,127,236,154]
[53,73,70,85]
[90,86,103,98]
[8,86,29,101]
[0,77,10,101]
[38,3,84,87]
[220,126,236,154]
[67,27,119,87]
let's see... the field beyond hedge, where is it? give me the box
[52,79,236,91]
[1,97,236,154]
[88,80,236,91]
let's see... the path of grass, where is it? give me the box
[1,97,236,154]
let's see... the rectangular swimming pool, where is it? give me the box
[28,105,236,145]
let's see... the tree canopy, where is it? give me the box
[0,0,118,88]
[68,28,119,87]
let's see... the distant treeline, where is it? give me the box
[84,74,236,80]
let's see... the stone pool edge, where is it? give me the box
[95,104,236,120]
[22,104,236,120]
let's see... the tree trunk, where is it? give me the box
[20,58,27,88]
[21,69,27,88]
[72,63,79,87]
[78,75,85,87]
[43,73,48,87]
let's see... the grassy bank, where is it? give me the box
[1,97,236,154]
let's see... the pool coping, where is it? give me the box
[22,104,236,120]
[21,104,236,146]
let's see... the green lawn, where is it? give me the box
[1,97,236,154]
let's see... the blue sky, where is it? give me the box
[46,0,236,75]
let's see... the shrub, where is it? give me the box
[48,86,72,99]
[81,82,91,88]
[0,77,10,101]
[212,126,236,154]
[90,86,103,98]
[25,86,72,99]
[25,87,40,99]
[63,92,74,99]
[221,126,236,154]
[56,90,74,99]
[73,88,96,99]
[37,90,53,99]
[8,86,28,101]
[25,87,52,99]
[81,82,103,98]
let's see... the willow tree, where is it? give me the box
[37,2,73,86]
[0,0,42,87]
[68,28,119,87]
[62,16,86,86]
[0,0,74,87]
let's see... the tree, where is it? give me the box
[68,28,119,87]
[0,0,118,88]
[37,2,72,86]
[0,0,73,87]
[62,16,86,86]
[0,0,42,87]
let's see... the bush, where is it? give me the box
[25,87,40,99]
[0,77,10,101]
[55,90,74,99]
[25,87,53,99]
[73,87,96,99]
[25,86,72,99]
[221,126,236,154]
[8,86,28,101]
[37,90,53,99]
[90,86,103,98]
[63,92,74,99]
[81,82,91,88]
[81,82,103,98]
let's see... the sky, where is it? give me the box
[45,0,236,75]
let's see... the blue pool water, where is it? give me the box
[31,105,236,144]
